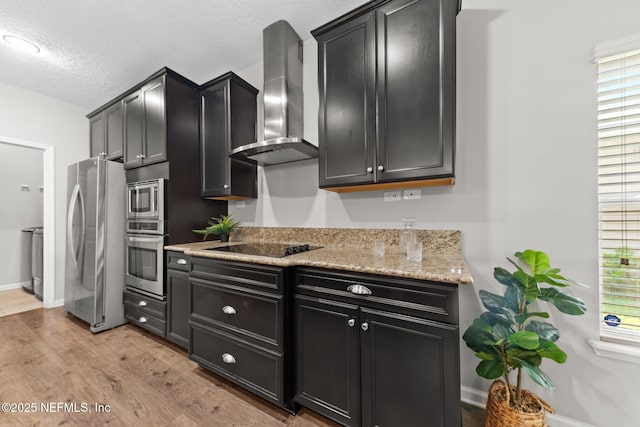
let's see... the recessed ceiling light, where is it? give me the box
[2,35,41,54]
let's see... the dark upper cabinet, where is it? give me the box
[199,72,258,200]
[88,101,123,160]
[123,76,168,169]
[313,0,457,191]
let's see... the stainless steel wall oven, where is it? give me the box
[125,179,166,299]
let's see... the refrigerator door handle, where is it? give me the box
[66,184,86,268]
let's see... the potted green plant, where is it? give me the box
[192,214,240,242]
[462,249,587,427]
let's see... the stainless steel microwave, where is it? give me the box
[127,179,165,221]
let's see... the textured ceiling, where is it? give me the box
[0,0,368,111]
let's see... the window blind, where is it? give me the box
[598,48,640,341]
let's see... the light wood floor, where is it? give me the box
[0,288,42,317]
[0,307,484,426]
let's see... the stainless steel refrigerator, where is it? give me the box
[64,157,126,332]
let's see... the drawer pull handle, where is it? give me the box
[361,322,369,331]
[222,306,237,315]
[347,284,372,296]
[347,318,355,327]
[176,258,187,265]
[139,316,148,323]
[138,301,147,307]
[222,353,236,364]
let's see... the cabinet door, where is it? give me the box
[317,12,376,188]
[375,0,455,182]
[123,90,143,169]
[360,308,460,427]
[104,101,123,160]
[141,77,167,166]
[167,269,189,349]
[295,295,360,427]
[89,114,105,158]
[200,81,231,197]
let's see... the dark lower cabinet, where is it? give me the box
[295,296,360,427]
[188,257,294,410]
[294,267,460,427]
[360,308,460,427]
[123,289,167,337]
[167,268,189,348]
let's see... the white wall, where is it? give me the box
[231,1,640,425]
[0,82,88,302]
[0,144,43,287]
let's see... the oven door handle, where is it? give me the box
[127,235,164,243]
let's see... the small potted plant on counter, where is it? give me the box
[192,214,240,242]
[462,249,587,427]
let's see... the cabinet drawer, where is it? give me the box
[190,278,282,350]
[124,289,166,319]
[190,257,284,293]
[125,302,166,337]
[190,322,283,405]
[166,251,190,271]
[295,268,458,325]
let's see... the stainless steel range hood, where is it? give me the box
[230,20,317,166]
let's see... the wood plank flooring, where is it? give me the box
[0,307,484,426]
[0,288,42,317]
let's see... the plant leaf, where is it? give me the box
[513,271,539,304]
[494,267,521,288]
[516,250,550,275]
[508,330,540,350]
[538,287,587,315]
[525,321,560,342]
[475,351,497,361]
[505,286,523,313]
[475,360,505,379]
[538,340,567,364]
[510,354,542,368]
[515,312,550,324]
[463,322,496,353]
[521,363,555,389]
[481,312,513,327]
[479,290,512,316]
[534,273,569,287]
[493,324,515,340]
[507,257,524,273]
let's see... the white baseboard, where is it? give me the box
[52,298,64,308]
[461,385,594,427]
[0,281,30,292]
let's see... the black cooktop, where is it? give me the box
[207,242,322,258]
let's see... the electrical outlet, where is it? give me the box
[403,189,421,200]
[384,191,402,202]
[236,201,246,208]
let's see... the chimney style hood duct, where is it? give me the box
[230,20,318,166]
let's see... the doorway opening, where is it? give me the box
[0,137,55,311]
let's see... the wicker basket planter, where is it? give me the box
[484,380,554,427]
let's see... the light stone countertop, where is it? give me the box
[165,236,473,286]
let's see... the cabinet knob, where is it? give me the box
[136,154,140,159]
[347,284,372,296]
[140,154,146,159]
[377,165,384,172]
[139,316,148,323]
[366,167,373,173]
[222,305,237,315]
[99,152,106,157]
[222,353,236,364]
[176,258,187,265]
[138,300,147,307]
[223,184,230,189]
[347,318,355,327]
[361,322,369,331]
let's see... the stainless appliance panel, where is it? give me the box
[127,179,164,220]
[125,234,164,298]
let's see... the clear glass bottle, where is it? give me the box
[399,217,416,254]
